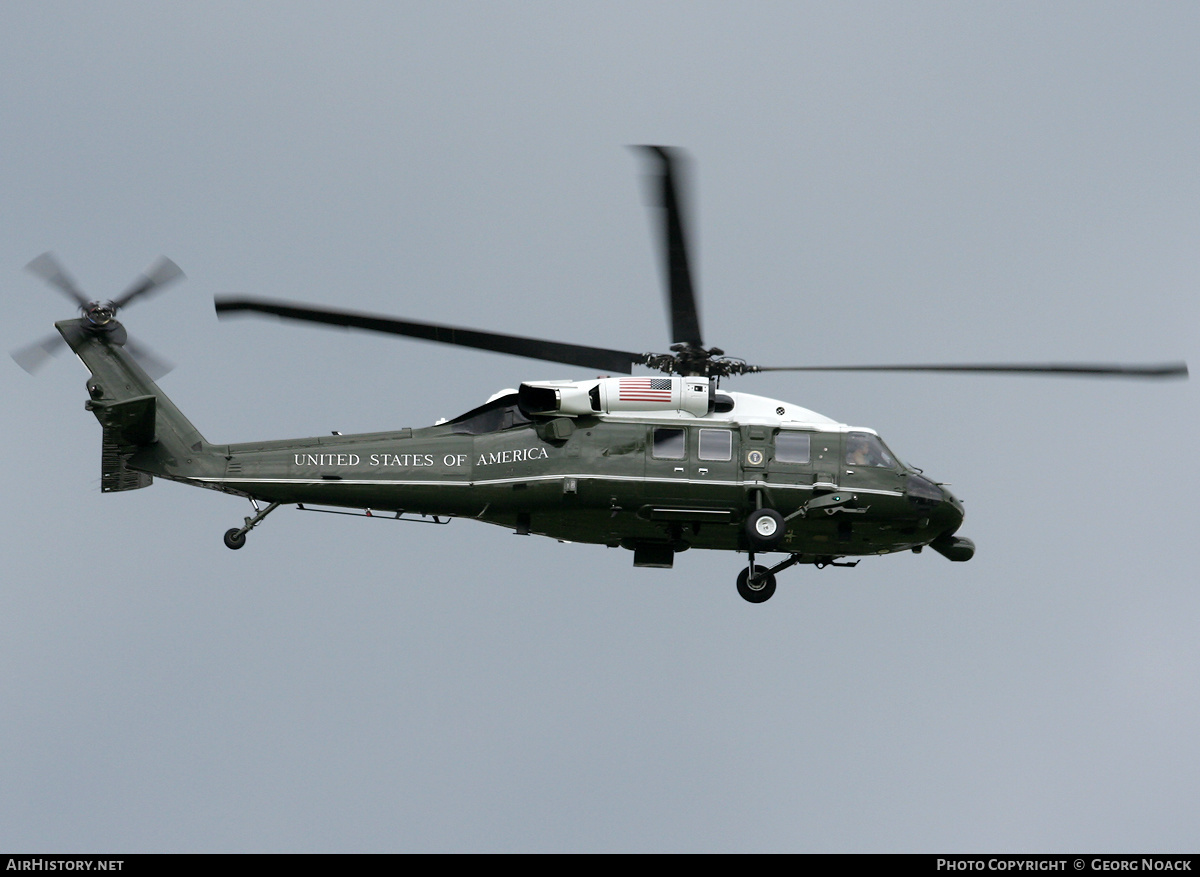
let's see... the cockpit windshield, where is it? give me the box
[845,432,897,469]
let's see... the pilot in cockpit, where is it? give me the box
[847,433,893,468]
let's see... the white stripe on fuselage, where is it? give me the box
[189,473,904,498]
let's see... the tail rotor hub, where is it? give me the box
[83,301,117,327]
[13,253,183,379]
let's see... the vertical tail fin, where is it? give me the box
[57,318,220,489]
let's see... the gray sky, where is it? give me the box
[2,1,1197,853]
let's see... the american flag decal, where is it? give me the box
[618,377,674,402]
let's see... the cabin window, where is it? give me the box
[697,428,732,461]
[774,431,811,464]
[652,428,686,460]
[845,432,896,468]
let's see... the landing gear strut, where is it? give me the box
[734,550,861,602]
[739,497,786,601]
[737,558,777,603]
[223,499,280,550]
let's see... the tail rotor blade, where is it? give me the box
[124,337,174,380]
[25,252,88,307]
[113,257,184,309]
[11,333,67,373]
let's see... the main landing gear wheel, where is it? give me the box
[745,508,786,551]
[737,565,776,603]
[223,528,247,550]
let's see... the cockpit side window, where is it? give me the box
[845,432,896,468]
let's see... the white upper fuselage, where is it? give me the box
[491,380,880,437]
[596,391,882,437]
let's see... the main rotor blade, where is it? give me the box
[215,297,644,374]
[636,145,703,348]
[25,252,88,307]
[113,257,184,308]
[753,362,1189,379]
[11,333,67,373]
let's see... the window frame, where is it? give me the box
[697,428,733,462]
[651,427,687,460]
[773,429,813,465]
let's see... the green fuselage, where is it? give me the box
[175,410,963,558]
[61,317,964,562]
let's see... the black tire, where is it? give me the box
[745,508,786,551]
[223,528,247,550]
[737,565,776,603]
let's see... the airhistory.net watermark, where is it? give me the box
[6,860,123,871]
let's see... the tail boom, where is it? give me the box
[57,318,224,490]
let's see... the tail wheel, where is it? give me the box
[745,508,786,551]
[737,565,776,603]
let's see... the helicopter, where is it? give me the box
[14,147,1188,603]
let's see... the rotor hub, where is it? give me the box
[640,344,754,377]
[83,301,118,327]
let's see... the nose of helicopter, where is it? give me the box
[930,484,973,561]
[907,471,971,559]
[939,484,964,524]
